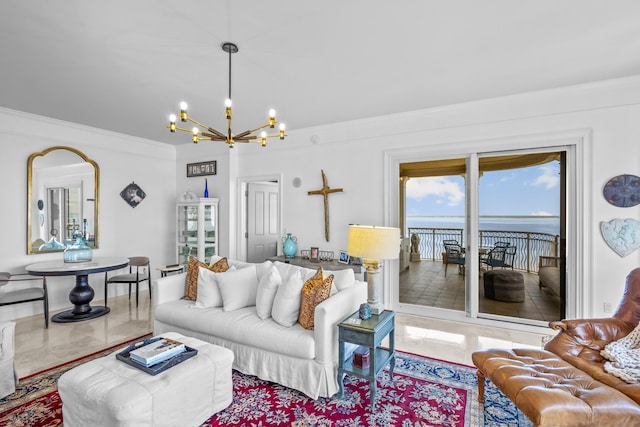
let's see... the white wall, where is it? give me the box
[0,108,176,321]
[174,76,640,320]
[2,75,640,324]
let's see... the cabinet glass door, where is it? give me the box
[203,203,216,263]
[177,205,198,264]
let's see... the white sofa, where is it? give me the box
[0,321,16,399]
[152,258,367,399]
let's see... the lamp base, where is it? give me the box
[368,302,384,315]
[363,259,384,316]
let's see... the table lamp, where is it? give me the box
[347,225,400,318]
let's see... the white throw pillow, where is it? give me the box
[194,266,224,308]
[255,265,282,320]
[324,269,355,291]
[217,265,259,311]
[271,270,304,327]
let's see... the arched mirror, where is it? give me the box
[27,146,99,254]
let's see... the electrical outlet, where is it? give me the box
[603,302,613,313]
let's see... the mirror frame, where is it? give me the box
[27,146,100,254]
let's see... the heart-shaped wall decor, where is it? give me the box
[600,218,640,257]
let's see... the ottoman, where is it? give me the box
[483,270,524,302]
[58,332,234,427]
[473,348,640,426]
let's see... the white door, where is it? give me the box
[247,182,279,262]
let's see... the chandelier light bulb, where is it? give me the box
[192,127,199,144]
[279,123,286,139]
[169,114,177,132]
[225,98,232,120]
[268,109,276,127]
[260,131,267,147]
[179,102,188,122]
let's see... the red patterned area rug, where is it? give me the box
[0,345,531,427]
[0,334,152,427]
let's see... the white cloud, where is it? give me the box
[532,164,559,190]
[406,177,464,206]
[531,210,553,216]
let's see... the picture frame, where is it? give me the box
[186,161,217,177]
[338,250,350,264]
[120,182,146,208]
[310,247,319,261]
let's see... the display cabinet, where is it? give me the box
[176,198,219,265]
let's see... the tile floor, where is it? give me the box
[12,290,548,379]
[399,260,562,322]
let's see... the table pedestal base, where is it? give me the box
[52,273,110,323]
[52,306,110,323]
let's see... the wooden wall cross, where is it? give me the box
[308,170,343,241]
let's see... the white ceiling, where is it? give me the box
[2,1,640,145]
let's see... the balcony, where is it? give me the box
[401,228,562,323]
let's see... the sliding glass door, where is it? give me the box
[399,150,566,326]
[477,153,564,323]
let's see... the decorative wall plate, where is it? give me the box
[603,174,640,207]
[600,218,640,257]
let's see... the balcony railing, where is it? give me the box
[408,227,559,273]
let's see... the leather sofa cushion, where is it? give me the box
[473,348,640,426]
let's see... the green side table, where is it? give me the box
[337,310,395,410]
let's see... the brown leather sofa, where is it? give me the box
[472,267,640,426]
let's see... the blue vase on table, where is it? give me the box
[282,233,297,258]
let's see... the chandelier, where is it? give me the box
[168,42,285,147]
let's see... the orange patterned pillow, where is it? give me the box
[298,267,333,330]
[184,256,228,300]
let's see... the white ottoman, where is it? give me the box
[58,332,234,427]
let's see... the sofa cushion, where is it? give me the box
[271,270,304,327]
[154,301,315,359]
[273,261,317,283]
[256,265,282,320]
[324,268,355,292]
[184,257,209,300]
[298,270,333,330]
[185,256,228,300]
[194,266,223,308]
[217,265,259,311]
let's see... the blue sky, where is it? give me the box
[406,161,560,216]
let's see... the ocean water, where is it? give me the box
[406,215,560,236]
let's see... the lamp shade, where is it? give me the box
[347,225,400,260]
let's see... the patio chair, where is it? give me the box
[444,243,466,277]
[482,245,516,269]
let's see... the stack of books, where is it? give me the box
[129,337,186,367]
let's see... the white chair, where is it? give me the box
[0,321,16,398]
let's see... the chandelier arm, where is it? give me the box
[264,132,286,139]
[168,125,196,133]
[201,132,226,141]
[234,122,273,139]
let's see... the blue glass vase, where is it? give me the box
[64,236,93,263]
[282,233,297,258]
[204,179,209,198]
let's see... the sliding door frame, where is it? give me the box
[384,129,592,332]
